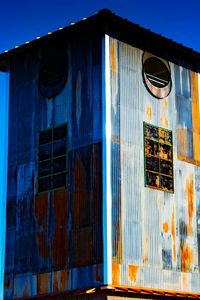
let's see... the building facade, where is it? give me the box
[1,9,200,300]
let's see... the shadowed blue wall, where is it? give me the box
[0,71,9,299]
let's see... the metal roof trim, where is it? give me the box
[0,9,200,71]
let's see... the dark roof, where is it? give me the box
[0,9,200,72]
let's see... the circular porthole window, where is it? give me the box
[38,54,68,98]
[142,52,171,99]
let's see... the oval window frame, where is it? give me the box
[142,52,172,99]
[38,54,68,99]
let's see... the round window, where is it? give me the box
[142,53,171,99]
[38,54,68,98]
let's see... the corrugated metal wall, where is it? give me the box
[5,33,103,299]
[109,36,200,292]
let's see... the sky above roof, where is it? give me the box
[0,0,200,53]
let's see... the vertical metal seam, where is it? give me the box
[102,34,112,284]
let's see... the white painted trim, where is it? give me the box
[102,34,112,285]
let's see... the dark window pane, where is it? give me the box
[160,160,173,176]
[39,160,51,177]
[53,173,66,189]
[39,129,52,145]
[144,124,159,140]
[53,156,66,173]
[146,157,159,172]
[159,128,172,145]
[159,144,172,160]
[53,140,66,157]
[54,125,67,141]
[145,139,159,157]
[38,176,52,192]
[144,57,170,88]
[160,175,174,192]
[146,171,159,188]
[39,143,52,161]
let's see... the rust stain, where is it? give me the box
[181,272,189,290]
[53,269,69,292]
[4,276,11,289]
[112,262,120,285]
[177,128,188,157]
[34,193,50,258]
[128,265,139,283]
[163,221,169,233]
[142,235,148,265]
[52,188,68,268]
[171,208,176,263]
[72,151,93,267]
[110,39,117,74]
[160,98,168,128]
[37,272,51,294]
[185,175,194,236]
[95,264,103,282]
[23,281,30,298]
[180,242,193,272]
[146,103,152,122]
[191,71,200,163]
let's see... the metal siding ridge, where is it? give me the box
[102,34,112,284]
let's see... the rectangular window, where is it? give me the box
[38,124,67,193]
[144,122,174,192]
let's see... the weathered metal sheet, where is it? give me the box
[109,36,200,292]
[5,32,103,299]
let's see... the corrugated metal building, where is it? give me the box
[1,8,200,300]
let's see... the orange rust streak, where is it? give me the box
[146,103,152,122]
[53,269,69,292]
[112,263,120,285]
[163,221,169,233]
[52,189,68,268]
[185,175,194,236]
[128,265,139,283]
[34,193,50,258]
[180,242,193,272]
[177,128,188,157]
[171,208,176,263]
[37,273,51,294]
[181,273,189,290]
[191,71,200,163]
[110,39,117,74]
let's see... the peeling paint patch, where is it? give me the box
[128,265,139,283]
[181,272,189,290]
[185,175,194,236]
[180,242,193,272]
[163,221,169,234]
[110,39,117,75]
[171,208,176,263]
[112,263,120,285]
[37,272,51,295]
[177,128,188,158]
[191,71,200,163]
[142,235,148,265]
[146,103,152,122]
[53,269,69,292]
[34,193,50,259]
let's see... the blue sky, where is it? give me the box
[0,0,200,53]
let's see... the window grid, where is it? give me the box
[38,124,67,193]
[144,122,174,193]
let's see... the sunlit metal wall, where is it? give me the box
[109,36,200,292]
[4,33,103,299]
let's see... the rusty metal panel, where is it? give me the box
[5,32,103,299]
[70,142,103,268]
[109,36,200,293]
